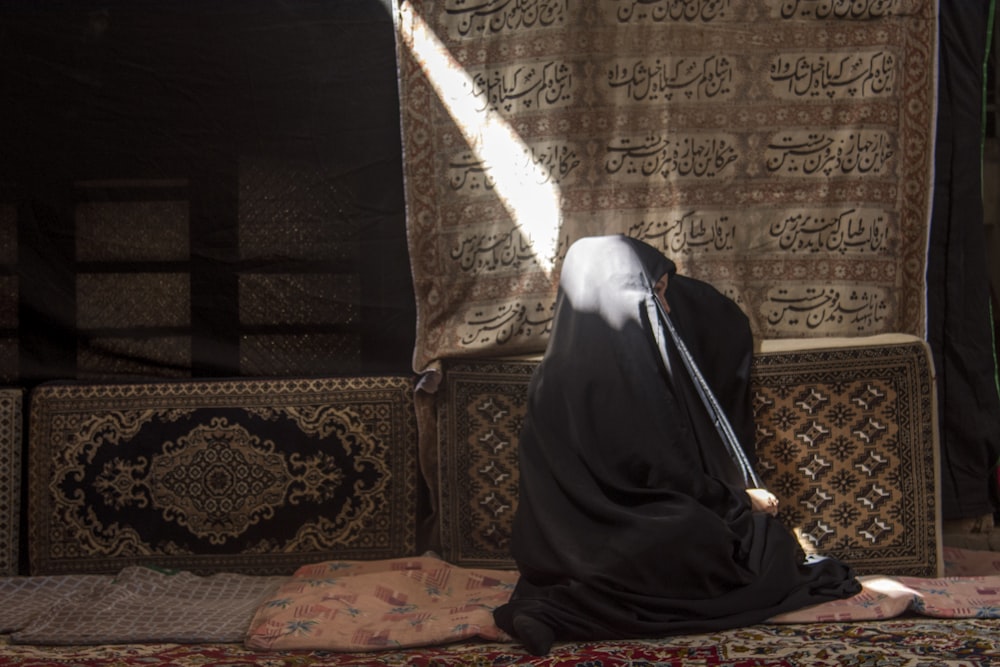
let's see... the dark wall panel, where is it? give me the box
[0,0,414,385]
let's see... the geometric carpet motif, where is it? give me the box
[751,337,940,577]
[0,388,23,576]
[28,376,418,576]
[436,336,940,576]
[437,359,535,568]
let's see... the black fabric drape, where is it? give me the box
[0,0,415,385]
[927,0,1000,520]
[493,235,859,653]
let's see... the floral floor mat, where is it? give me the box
[0,547,997,665]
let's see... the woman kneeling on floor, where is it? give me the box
[492,235,861,656]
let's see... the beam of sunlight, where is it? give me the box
[396,3,562,275]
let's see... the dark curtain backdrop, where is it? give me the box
[927,0,1000,521]
[2,0,998,527]
[0,0,415,387]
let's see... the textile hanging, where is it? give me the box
[926,0,1000,520]
[0,1,414,385]
[395,1,937,373]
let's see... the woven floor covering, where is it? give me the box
[0,389,22,576]
[437,335,940,576]
[0,618,996,666]
[0,548,996,664]
[27,376,418,575]
[396,2,936,372]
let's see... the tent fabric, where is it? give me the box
[926,0,1000,520]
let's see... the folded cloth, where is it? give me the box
[10,566,286,645]
[0,575,112,633]
[246,555,518,651]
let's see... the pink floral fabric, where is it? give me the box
[245,556,518,651]
[941,545,1000,577]
[769,547,1000,623]
[246,550,1000,651]
[767,575,916,623]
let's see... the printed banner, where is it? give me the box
[396,0,935,372]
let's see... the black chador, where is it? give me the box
[493,235,860,656]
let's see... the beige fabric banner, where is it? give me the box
[395,0,936,373]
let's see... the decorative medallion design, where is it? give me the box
[94,418,349,544]
[29,377,418,575]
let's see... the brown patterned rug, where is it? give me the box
[396,2,937,371]
[751,336,940,576]
[28,376,419,575]
[0,388,22,576]
[436,336,939,576]
[437,359,535,568]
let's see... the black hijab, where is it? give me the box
[493,235,859,653]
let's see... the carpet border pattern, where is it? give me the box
[750,339,940,576]
[0,388,22,576]
[438,359,534,568]
[28,376,419,576]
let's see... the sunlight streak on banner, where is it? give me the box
[396,3,562,275]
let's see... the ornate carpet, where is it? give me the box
[436,335,939,575]
[752,336,939,576]
[0,389,22,576]
[0,548,996,663]
[27,376,419,575]
[395,1,937,372]
[437,358,534,568]
[1,619,997,666]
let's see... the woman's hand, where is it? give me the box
[747,488,779,516]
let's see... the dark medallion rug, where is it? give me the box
[28,376,418,575]
[436,336,939,576]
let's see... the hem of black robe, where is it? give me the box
[493,563,861,645]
